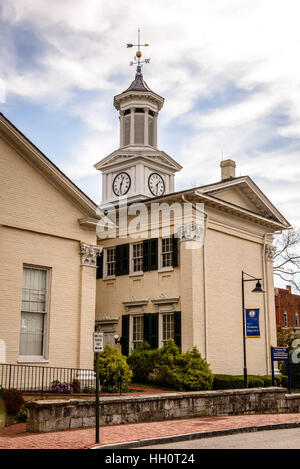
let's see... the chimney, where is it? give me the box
[220,159,236,181]
[286,285,292,293]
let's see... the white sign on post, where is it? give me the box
[93,332,104,353]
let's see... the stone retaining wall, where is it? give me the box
[26,387,300,433]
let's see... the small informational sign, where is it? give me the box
[245,308,260,338]
[93,332,104,353]
[271,346,289,362]
[271,346,291,393]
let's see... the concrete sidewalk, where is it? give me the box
[1,413,300,449]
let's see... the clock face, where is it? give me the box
[112,172,131,196]
[148,173,165,196]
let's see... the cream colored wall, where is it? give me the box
[96,201,278,376]
[205,227,266,375]
[0,138,95,244]
[213,188,260,213]
[0,137,97,369]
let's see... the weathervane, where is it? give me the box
[127,28,150,71]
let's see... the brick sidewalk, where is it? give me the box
[1,413,300,449]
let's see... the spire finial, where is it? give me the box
[126,28,150,74]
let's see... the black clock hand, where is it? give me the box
[119,175,125,193]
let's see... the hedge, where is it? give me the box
[213,374,288,390]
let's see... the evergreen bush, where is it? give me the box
[127,341,156,383]
[97,345,132,393]
[148,340,213,391]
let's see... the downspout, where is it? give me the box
[182,194,209,362]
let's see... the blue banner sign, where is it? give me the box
[245,308,260,338]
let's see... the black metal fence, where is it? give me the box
[0,364,96,393]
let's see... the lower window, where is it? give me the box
[132,315,144,349]
[19,266,49,359]
[162,313,175,344]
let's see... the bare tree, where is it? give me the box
[273,228,300,293]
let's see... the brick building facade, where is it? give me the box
[275,285,300,333]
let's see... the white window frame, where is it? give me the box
[18,265,50,363]
[159,237,174,272]
[104,247,116,278]
[130,242,144,275]
[284,311,288,327]
[130,314,144,350]
[159,312,175,348]
[296,312,299,327]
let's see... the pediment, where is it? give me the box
[94,148,182,173]
[199,177,290,227]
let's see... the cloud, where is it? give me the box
[0,0,299,229]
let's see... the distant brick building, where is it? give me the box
[275,285,300,333]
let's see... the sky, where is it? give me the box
[0,0,300,236]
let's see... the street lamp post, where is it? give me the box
[241,271,265,388]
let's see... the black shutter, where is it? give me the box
[116,244,129,276]
[96,251,103,279]
[143,238,158,272]
[121,315,130,356]
[149,238,158,270]
[172,234,179,267]
[142,239,150,272]
[143,313,158,349]
[174,311,181,350]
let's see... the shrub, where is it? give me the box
[0,388,24,415]
[97,345,132,393]
[248,376,265,388]
[281,375,288,388]
[81,386,96,394]
[274,375,282,387]
[127,342,156,383]
[279,347,300,389]
[72,379,81,393]
[17,407,27,422]
[50,381,73,394]
[260,376,273,387]
[149,340,213,391]
[212,375,244,390]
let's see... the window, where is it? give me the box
[161,237,173,268]
[162,313,175,344]
[106,248,116,277]
[19,267,49,358]
[284,312,288,327]
[132,315,144,349]
[132,242,143,273]
[296,313,299,327]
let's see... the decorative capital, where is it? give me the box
[265,244,277,262]
[176,221,204,242]
[80,243,102,268]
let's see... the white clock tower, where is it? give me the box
[94,53,182,206]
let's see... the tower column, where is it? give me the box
[119,110,125,147]
[130,107,135,145]
[153,112,158,148]
[144,108,149,145]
